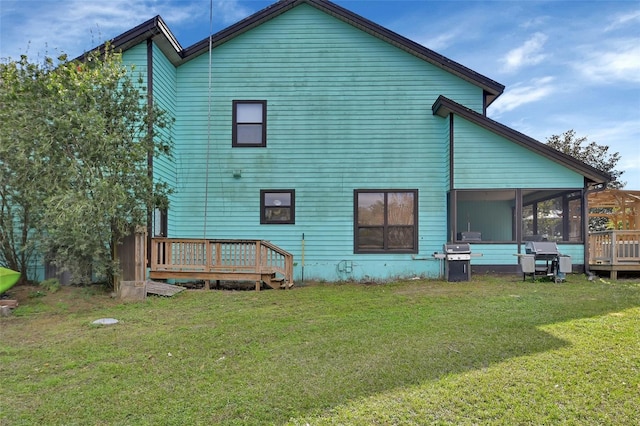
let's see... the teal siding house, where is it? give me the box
[105,0,609,283]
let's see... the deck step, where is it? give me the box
[262,276,294,290]
[270,277,294,289]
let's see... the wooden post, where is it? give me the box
[119,281,147,301]
[135,226,147,281]
[113,239,120,294]
[255,241,262,271]
[215,241,221,269]
[255,241,262,291]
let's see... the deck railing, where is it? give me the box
[150,238,293,288]
[589,230,640,265]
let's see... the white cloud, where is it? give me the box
[604,10,640,32]
[574,38,640,84]
[501,32,548,73]
[0,0,250,60]
[2,1,174,59]
[489,76,555,116]
[405,5,491,53]
[418,30,459,51]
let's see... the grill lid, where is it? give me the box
[444,243,471,254]
[525,241,559,256]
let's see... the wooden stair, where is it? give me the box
[266,274,294,290]
[149,239,294,291]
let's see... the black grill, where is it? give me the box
[520,241,571,282]
[444,243,471,255]
[443,243,471,281]
[525,241,560,260]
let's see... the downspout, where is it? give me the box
[515,188,522,254]
[583,182,607,276]
[449,113,455,242]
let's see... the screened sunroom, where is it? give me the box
[450,189,584,244]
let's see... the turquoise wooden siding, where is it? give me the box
[453,117,584,188]
[552,244,584,265]
[122,43,147,90]
[123,43,177,236]
[467,244,518,266]
[166,4,486,281]
[151,42,178,236]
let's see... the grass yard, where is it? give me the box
[1,274,639,425]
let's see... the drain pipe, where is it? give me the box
[583,183,607,278]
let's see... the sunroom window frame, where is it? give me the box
[450,188,584,244]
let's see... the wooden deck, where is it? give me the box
[149,238,294,291]
[589,230,640,279]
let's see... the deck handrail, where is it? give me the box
[150,238,294,286]
[589,230,640,265]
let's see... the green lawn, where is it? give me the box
[1,274,639,425]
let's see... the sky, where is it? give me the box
[1,0,639,188]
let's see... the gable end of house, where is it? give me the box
[82,0,504,105]
[432,95,612,186]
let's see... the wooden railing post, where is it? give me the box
[215,241,221,268]
[286,254,293,289]
[206,239,211,271]
[151,238,159,272]
[255,241,262,270]
[135,226,147,281]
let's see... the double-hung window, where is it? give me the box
[233,100,266,147]
[355,190,418,253]
[261,190,295,224]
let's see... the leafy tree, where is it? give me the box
[0,46,173,287]
[546,130,625,232]
[546,129,625,188]
[0,56,50,280]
